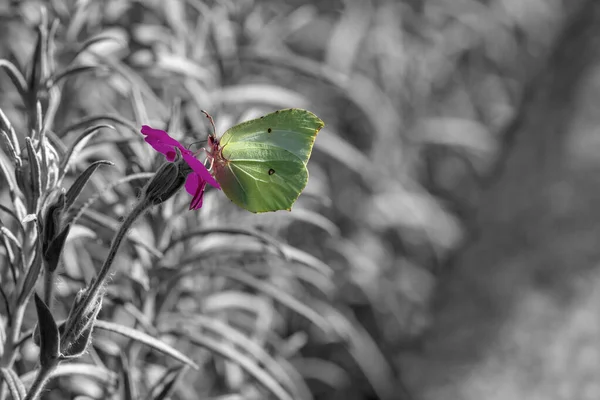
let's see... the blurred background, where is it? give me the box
[1,0,600,399]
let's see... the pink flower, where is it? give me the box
[141,125,220,210]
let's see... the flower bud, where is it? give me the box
[141,160,187,206]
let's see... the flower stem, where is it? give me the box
[61,200,150,347]
[23,360,58,400]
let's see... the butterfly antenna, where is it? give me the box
[187,139,208,151]
[200,110,217,138]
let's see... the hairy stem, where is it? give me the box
[23,360,58,400]
[61,200,150,347]
[0,302,27,400]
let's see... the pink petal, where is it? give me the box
[144,137,177,161]
[182,153,220,189]
[141,125,181,147]
[141,125,190,160]
[185,173,207,210]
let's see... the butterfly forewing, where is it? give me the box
[219,109,323,165]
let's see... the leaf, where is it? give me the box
[218,266,333,335]
[16,221,43,305]
[58,124,115,180]
[57,114,138,139]
[34,293,60,367]
[70,172,154,226]
[0,154,26,220]
[290,358,350,390]
[29,21,49,93]
[314,126,379,189]
[209,84,310,109]
[171,314,312,400]
[118,353,138,400]
[148,365,188,400]
[25,138,42,209]
[72,33,128,63]
[412,117,497,171]
[0,129,20,167]
[0,368,26,400]
[0,59,27,96]
[325,0,372,75]
[20,363,116,388]
[43,223,71,273]
[48,65,106,87]
[315,303,399,400]
[93,320,199,370]
[186,332,294,400]
[64,160,114,212]
[163,226,288,260]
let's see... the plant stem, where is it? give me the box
[61,200,149,347]
[0,301,27,400]
[0,301,27,368]
[23,360,58,400]
[43,268,54,309]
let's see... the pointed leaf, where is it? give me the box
[41,192,65,251]
[48,65,105,87]
[28,22,49,93]
[25,138,42,209]
[93,320,199,370]
[172,314,312,400]
[58,124,115,180]
[149,365,187,400]
[78,33,126,54]
[0,108,20,156]
[0,59,27,96]
[17,220,44,305]
[43,224,71,273]
[20,363,116,388]
[0,367,26,400]
[0,129,20,167]
[57,114,137,138]
[64,160,114,212]
[186,333,294,400]
[119,353,138,400]
[34,293,60,367]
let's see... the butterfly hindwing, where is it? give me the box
[213,142,307,212]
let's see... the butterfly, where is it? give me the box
[206,108,324,213]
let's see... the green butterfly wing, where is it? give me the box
[214,109,324,213]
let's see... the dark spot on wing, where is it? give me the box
[267,128,272,133]
[268,168,275,175]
